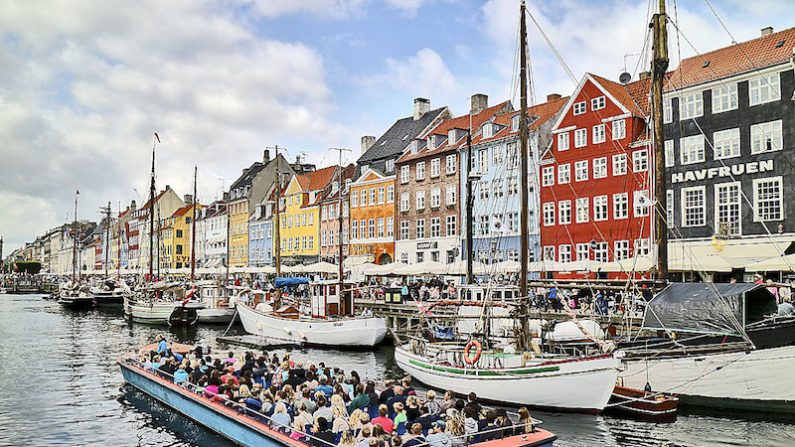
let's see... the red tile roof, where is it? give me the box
[476,95,569,145]
[666,26,795,89]
[295,165,338,192]
[397,101,512,163]
[589,73,651,116]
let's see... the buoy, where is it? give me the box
[463,340,482,365]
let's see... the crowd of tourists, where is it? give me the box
[140,337,535,447]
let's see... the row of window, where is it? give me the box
[400,155,457,183]
[477,177,521,200]
[473,212,535,236]
[320,229,349,247]
[542,150,647,187]
[280,236,315,252]
[399,249,459,265]
[542,191,650,226]
[350,185,395,208]
[557,119,626,151]
[350,217,395,241]
[542,239,651,263]
[664,73,782,122]
[399,186,457,212]
[573,95,607,116]
[249,223,271,240]
[321,202,349,221]
[398,215,458,240]
[672,177,783,230]
[280,212,315,229]
[664,120,784,166]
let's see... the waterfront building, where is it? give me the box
[539,73,651,279]
[160,199,204,270]
[110,202,134,273]
[662,26,795,276]
[228,162,267,268]
[460,94,567,268]
[318,165,356,265]
[357,97,450,176]
[349,166,396,265]
[247,150,304,267]
[127,186,184,272]
[196,201,227,269]
[396,95,510,265]
[279,166,338,265]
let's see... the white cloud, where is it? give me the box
[0,0,349,251]
[246,0,368,19]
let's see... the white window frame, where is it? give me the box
[542,202,555,227]
[611,119,626,141]
[712,83,738,113]
[613,192,628,220]
[614,240,629,261]
[400,192,409,212]
[593,157,607,179]
[574,128,587,148]
[557,163,570,184]
[576,243,589,261]
[666,189,674,225]
[749,73,781,106]
[400,165,410,184]
[415,190,425,210]
[714,181,742,236]
[713,128,741,160]
[558,244,572,263]
[416,162,425,180]
[446,154,457,174]
[594,195,608,222]
[576,197,589,223]
[750,120,783,154]
[634,190,650,217]
[592,124,606,144]
[679,92,704,119]
[558,132,570,151]
[431,158,441,178]
[753,176,783,222]
[664,140,675,167]
[430,187,441,208]
[679,135,705,165]
[542,166,555,187]
[612,154,627,176]
[575,160,588,182]
[632,149,649,172]
[558,200,571,225]
[542,246,555,262]
[591,96,606,111]
[446,185,456,206]
[446,215,457,236]
[573,101,586,115]
[681,186,706,227]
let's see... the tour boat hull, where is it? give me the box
[236,303,387,347]
[620,345,795,415]
[394,345,619,413]
[119,358,557,447]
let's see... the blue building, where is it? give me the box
[248,203,273,267]
[460,95,567,272]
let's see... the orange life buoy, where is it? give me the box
[463,340,482,365]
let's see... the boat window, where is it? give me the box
[504,290,513,300]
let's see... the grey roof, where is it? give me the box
[230,161,267,191]
[357,107,447,165]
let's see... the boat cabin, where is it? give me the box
[458,284,521,303]
[309,280,356,318]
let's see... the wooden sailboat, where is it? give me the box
[394,1,621,413]
[91,202,132,308]
[236,146,387,347]
[59,190,94,309]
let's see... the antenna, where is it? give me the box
[619,72,632,84]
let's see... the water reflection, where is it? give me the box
[1,293,794,447]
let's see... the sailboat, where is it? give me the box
[394,1,621,414]
[59,190,94,309]
[123,134,204,327]
[236,146,388,347]
[91,202,132,308]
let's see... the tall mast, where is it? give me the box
[651,0,669,282]
[149,134,158,281]
[191,165,198,281]
[465,130,475,284]
[518,1,531,350]
[274,145,283,277]
[331,148,351,311]
[104,201,111,277]
[117,201,122,280]
[72,190,79,282]
[225,186,231,287]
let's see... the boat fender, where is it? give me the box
[463,340,482,365]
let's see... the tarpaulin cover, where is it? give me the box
[274,277,310,288]
[641,283,775,336]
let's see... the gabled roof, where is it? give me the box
[294,165,338,192]
[667,26,795,89]
[317,164,356,204]
[397,101,512,163]
[230,161,266,191]
[551,73,651,131]
[476,96,569,145]
[353,166,390,184]
[358,106,449,164]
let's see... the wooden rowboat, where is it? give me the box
[606,385,679,422]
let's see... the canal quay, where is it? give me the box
[0,293,792,447]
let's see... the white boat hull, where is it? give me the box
[621,345,795,413]
[394,345,619,413]
[124,299,204,325]
[236,303,387,347]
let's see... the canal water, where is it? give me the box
[1,293,792,446]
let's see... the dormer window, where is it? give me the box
[482,123,494,138]
[448,129,457,143]
[431,134,445,148]
[344,179,351,192]
[409,140,419,154]
[332,181,339,194]
[511,115,520,131]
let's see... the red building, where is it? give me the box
[539,73,651,279]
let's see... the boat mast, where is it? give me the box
[117,201,122,281]
[274,145,282,277]
[191,165,198,281]
[331,148,351,313]
[518,0,531,350]
[149,134,158,281]
[225,183,231,287]
[651,0,669,282]
[465,127,475,284]
[72,190,79,283]
[103,201,111,277]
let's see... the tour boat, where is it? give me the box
[118,353,558,447]
[236,280,387,347]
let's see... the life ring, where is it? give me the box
[463,340,482,365]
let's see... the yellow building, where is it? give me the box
[228,161,268,267]
[280,166,337,263]
[161,203,204,270]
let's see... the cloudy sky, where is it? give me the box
[1,0,791,253]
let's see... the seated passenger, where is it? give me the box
[270,402,292,431]
[426,420,452,447]
[372,404,395,434]
[311,417,336,447]
[402,423,426,447]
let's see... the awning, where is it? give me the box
[642,283,775,336]
[746,253,795,272]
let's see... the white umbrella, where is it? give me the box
[391,260,447,276]
[363,263,398,276]
[442,260,488,275]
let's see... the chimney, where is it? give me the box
[130,200,137,211]
[223,192,230,202]
[165,184,171,191]
[639,71,651,80]
[263,149,271,162]
[413,98,431,120]
[361,136,376,155]
[470,93,488,114]
[184,194,193,204]
[546,93,562,101]
[761,26,773,37]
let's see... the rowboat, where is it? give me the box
[606,386,679,422]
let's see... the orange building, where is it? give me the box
[349,168,395,265]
